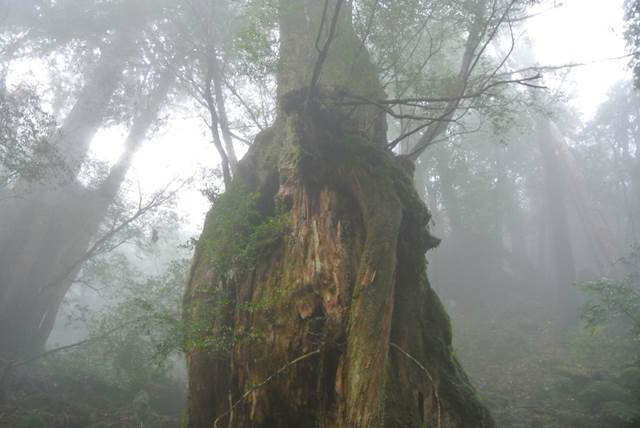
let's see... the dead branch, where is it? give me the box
[213,349,322,428]
[306,0,344,108]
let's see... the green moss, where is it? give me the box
[198,188,288,274]
[184,174,289,355]
[184,185,257,353]
[239,213,289,270]
[579,380,630,408]
[183,296,234,355]
[180,405,189,428]
[183,98,491,426]
[239,284,286,315]
[19,414,47,428]
[600,400,640,422]
[200,188,261,275]
[279,139,301,169]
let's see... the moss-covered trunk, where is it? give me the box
[183,1,492,426]
[183,90,493,427]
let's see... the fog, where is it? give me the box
[1,0,639,427]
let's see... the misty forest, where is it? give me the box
[1,0,640,427]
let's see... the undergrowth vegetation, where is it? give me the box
[452,247,640,428]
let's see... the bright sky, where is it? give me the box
[527,0,630,119]
[89,115,218,233]
[124,1,632,224]
[8,0,633,231]
[82,125,209,238]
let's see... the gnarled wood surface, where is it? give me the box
[183,95,493,428]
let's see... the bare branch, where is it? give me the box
[306,0,344,107]
[224,79,266,131]
[40,180,182,294]
[1,317,147,383]
[213,349,322,428]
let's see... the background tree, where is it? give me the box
[0,83,62,189]
[625,0,640,86]
[0,0,176,360]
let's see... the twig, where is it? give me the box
[39,180,180,294]
[389,342,433,381]
[314,0,331,54]
[213,349,321,428]
[223,79,265,131]
[1,317,146,387]
[389,342,441,428]
[305,0,344,109]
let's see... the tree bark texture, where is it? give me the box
[183,2,493,426]
[182,92,494,427]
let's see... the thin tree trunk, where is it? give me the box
[203,72,232,189]
[408,10,484,160]
[538,120,577,324]
[210,54,238,171]
[547,123,620,276]
[494,147,531,275]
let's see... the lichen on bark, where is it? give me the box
[182,90,494,427]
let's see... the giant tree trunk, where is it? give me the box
[183,94,494,428]
[183,2,493,426]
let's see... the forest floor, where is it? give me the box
[451,290,634,428]
[0,363,183,428]
[0,290,634,428]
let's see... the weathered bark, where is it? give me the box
[0,70,171,359]
[183,95,494,427]
[182,2,492,426]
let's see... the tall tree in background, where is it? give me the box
[582,81,640,246]
[0,0,174,359]
[625,0,640,86]
[157,0,240,188]
[537,120,578,322]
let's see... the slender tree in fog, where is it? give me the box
[0,0,174,359]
